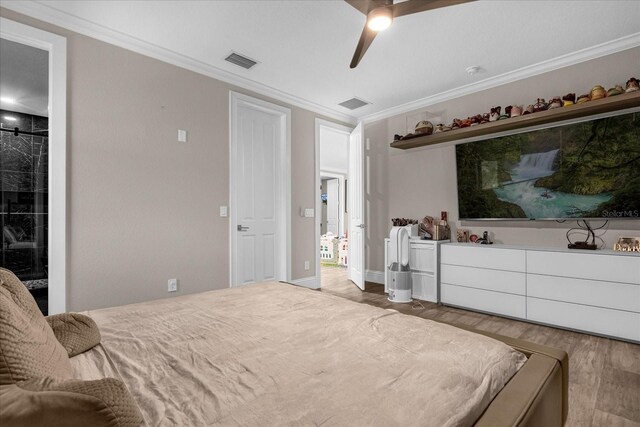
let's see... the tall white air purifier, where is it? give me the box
[388,226,412,303]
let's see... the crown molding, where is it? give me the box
[4,1,638,126]
[1,1,358,125]
[360,32,640,124]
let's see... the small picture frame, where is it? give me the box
[613,236,640,252]
[456,229,470,243]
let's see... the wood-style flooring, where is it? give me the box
[319,265,640,427]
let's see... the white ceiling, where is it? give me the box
[3,1,640,122]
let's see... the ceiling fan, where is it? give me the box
[345,0,473,68]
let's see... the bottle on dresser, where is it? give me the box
[440,211,451,240]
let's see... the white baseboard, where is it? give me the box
[365,270,385,285]
[289,276,320,290]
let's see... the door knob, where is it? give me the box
[237,225,250,231]
[357,224,366,228]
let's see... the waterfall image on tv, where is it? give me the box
[456,111,640,220]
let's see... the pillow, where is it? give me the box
[46,313,101,357]
[0,268,72,385]
[0,376,143,427]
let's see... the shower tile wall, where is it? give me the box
[1,109,48,284]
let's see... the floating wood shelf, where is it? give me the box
[390,91,640,150]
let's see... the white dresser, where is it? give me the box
[440,243,640,342]
[384,238,448,303]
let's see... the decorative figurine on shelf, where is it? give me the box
[523,104,535,115]
[548,97,563,110]
[606,85,624,97]
[576,93,590,103]
[415,120,434,135]
[562,93,576,106]
[590,85,606,100]
[533,98,548,112]
[469,115,481,126]
[626,77,639,93]
[481,112,491,123]
[459,117,473,128]
[499,106,511,120]
[434,124,444,133]
[451,119,461,130]
[489,106,501,121]
[510,105,523,117]
[393,134,403,141]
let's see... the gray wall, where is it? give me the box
[364,47,640,272]
[0,8,348,310]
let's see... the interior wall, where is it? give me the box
[365,47,640,272]
[0,8,350,310]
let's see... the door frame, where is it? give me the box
[315,118,353,288]
[1,18,67,314]
[229,92,291,286]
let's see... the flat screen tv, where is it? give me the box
[456,110,640,220]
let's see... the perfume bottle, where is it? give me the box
[440,211,450,240]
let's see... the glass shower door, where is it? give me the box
[1,111,49,314]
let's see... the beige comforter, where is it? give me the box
[71,282,526,426]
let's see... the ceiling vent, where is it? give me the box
[338,97,370,110]
[224,52,258,70]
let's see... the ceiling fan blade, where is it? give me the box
[391,0,474,18]
[350,24,378,68]
[345,0,388,15]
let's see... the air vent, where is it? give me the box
[338,97,370,110]
[224,52,258,69]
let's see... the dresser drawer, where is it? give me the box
[527,251,640,284]
[409,242,435,272]
[527,297,640,342]
[442,264,525,295]
[441,245,525,272]
[528,274,640,313]
[441,283,526,319]
[411,271,437,303]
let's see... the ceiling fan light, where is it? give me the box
[367,7,393,32]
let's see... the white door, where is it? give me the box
[326,179,339,235]
[348,122,365,290]
[230,93,290,286]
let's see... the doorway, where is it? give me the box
[229,92,290,287]
[320,173,346,237]
[0,18,66,314]
[315,119,355,289]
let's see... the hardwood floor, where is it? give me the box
[319,265,640,427]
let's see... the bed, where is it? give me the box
[69,281,568,426]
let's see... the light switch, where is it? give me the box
[304,208,315,218]
[220,206,228,217]
[178,129,188,142]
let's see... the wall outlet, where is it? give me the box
[168,278,178,292]
[304,261,310,271]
